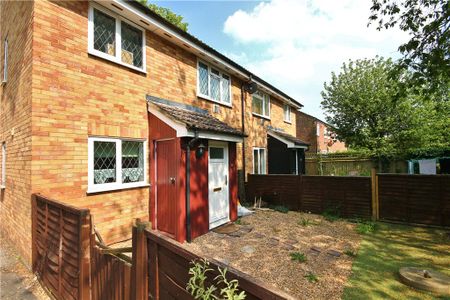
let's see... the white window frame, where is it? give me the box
[1,142,5,189]
[2,38,7,84]
[197,60,232,107]
[252,91,270,119]
[88,137,148,193]
[284,104,291,123]
[88,3,146,73]
[252,147,267,175]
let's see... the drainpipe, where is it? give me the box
[241,83,247,180]
[186,130,200,243]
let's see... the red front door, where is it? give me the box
[156,139,177,236]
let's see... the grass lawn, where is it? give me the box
[343,222,450,300]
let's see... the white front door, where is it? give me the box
[208,141,229,229]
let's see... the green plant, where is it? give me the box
[344,249,357,257]
[298,217,318,227]
[322,206,341,222]
[304,272,318,283]
[186,259,246,300]
[271,205,289,213]
[356,221,377,234]
[235,218,249,226]
[290,252,307,263]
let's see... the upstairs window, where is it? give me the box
[88,137,147,193]
[284,104,291,123]
[197,61,231,106]
[252,91,270,118]
[88,4,145,72]
[2,38,7,83]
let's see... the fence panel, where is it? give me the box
[32,194,90,300]
[90,240,132,300]
[143,229,294,300]
[378,174,450,226]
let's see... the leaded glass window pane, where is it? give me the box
[259,149,266,174]
[93,9,116,56]
[94,141,116,184]
[210,69,220,101]
[198,62,209,96]
[221,75,230,103]
[121,21,143,68]
[253,149,259,174]
[252,93,264,115]
[263,94,270,117]
[122,141,144,183]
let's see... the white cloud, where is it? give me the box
[223,0,409,118]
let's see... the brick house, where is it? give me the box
[296,111,347,154]
[0,0,304,262]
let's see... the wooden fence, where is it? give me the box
[246,175,372,218]
[32,194,90,300]
[378,174,450,227]
[246,173,450,226]
[132,224,294,300]
[32,195,294,300]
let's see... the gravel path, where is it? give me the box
[182,210,361,300]
[0,235,49,300]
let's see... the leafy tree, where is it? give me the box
[321,57,448,161]
[368,0,450,88]
[137,0,188,32]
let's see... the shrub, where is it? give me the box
[322,206,341,222]
[187,259,246,300]
[298,217,319,227]
[304,272,319,283]
[344,249,357,257]
[356,221,377,234]
[271,205,289,213]
[290,252,307,262]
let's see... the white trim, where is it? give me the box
[267,131,308,149]
[87,136,148,194]
[2,38,7,84]
[88,3,147,73]
[196,132,243,143]
[197,59,232,107]
[100,0,301,109]
[252,147,267,175]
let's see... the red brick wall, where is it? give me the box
[0,1,34,264]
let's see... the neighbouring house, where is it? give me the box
[296,111,347,154]
[0,0,304,262]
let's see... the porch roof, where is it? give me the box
[147,95,245,142]
[268,130,309,149]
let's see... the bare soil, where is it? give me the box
[182,210,361,300]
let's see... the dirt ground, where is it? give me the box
[182,210,361,300]
[0,235,49,300]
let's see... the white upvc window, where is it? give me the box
[1,142,5,188]
[252,91,270,119]
[2,38,7,84]
[197,60,232,106]
[88,3,146,73]
[88,137,148,193]
[316,123,321,137]
[284,104,291,123]
[253,147,266,174]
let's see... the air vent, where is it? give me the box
[111,3,123,11]
[183,43,190,49]
[140,20,150,26]
[164,33,172,38]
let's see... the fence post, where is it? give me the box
[131,219,149,300]
[79,213,91,300]
[31,195,37,272]
[371,168,379,221]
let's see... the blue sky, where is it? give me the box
[154,0,407,120]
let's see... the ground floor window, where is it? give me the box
[1,142,5,188]
[88,137,147,193]
[253,147,266,174]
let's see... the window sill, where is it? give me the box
[88,49,147,74]
[284,120,292,124]
[87,182,150,194]
[0,185,5,189]
[197,94,232,108]
[252,112,271,120]
[1,81,6,86]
